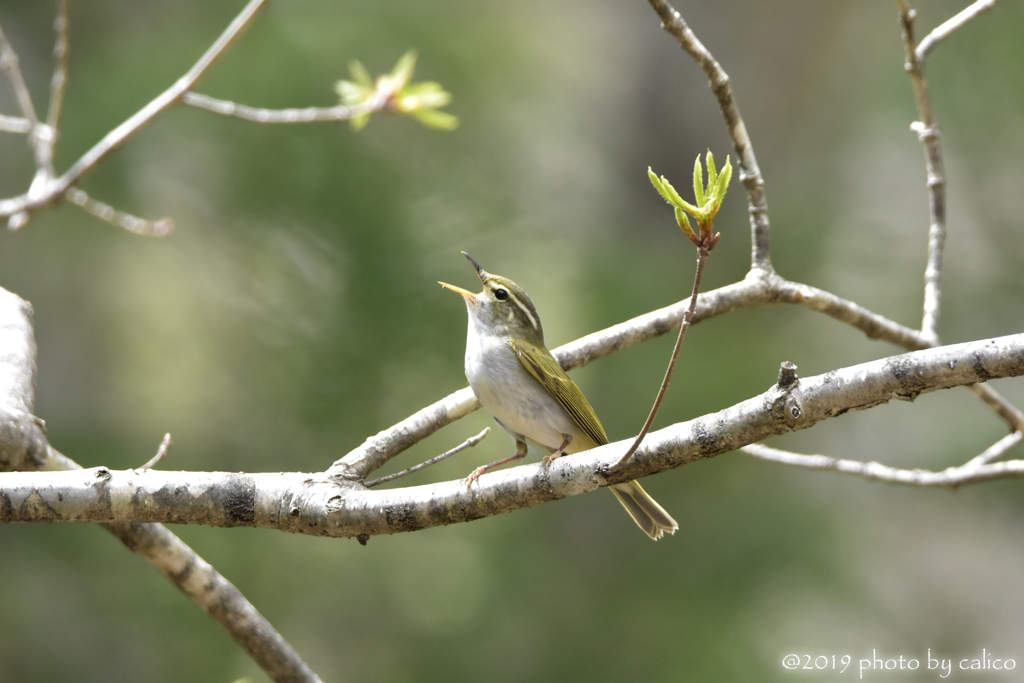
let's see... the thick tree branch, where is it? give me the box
[7,334,1024,536]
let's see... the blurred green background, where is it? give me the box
[2,0,1024,681]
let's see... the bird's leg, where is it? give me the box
[542,434,572,468]
[465,438,529,490]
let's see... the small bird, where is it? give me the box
[440,252,678,540]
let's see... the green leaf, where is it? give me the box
[350,113,371,131]
[398,83,452,112]
[349,60,373,89]
[335,80,369,104]
[705,150,718,194]
[648,167,671,203]
[715,155,733,198]
[675,207,697,243]
[692,156,704,207]
[390,50,418,90]
[409,108,459,130]
[659,175,687,208]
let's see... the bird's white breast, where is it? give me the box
[464,317,577,451]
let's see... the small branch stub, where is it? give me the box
[777,361,798,389]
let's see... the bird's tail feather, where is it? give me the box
[609,481,678,541]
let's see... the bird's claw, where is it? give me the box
[464,466,487,491]
[542,451,564,469]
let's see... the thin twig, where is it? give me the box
[0,0,269,226]
[46,0,70,133]
[647,0,772,272]
[0,22,42,131]
[897,0,946,344]
[0,17,56,188]
[969,384,1024,433]
[64,187,173,237]
[613,246,708,470]
[364,428,489,488]
[963,431,1022,468]
[0,114,31,133]
[139,433,173,470]
[917,0,1001,59]
[742,441,1024,488]
[183,92,361,124]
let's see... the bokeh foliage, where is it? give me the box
[1,0,1023,681]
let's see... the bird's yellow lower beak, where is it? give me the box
[438,281,477,303]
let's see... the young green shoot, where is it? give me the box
[335,51,458,131]
[614,151,732,471]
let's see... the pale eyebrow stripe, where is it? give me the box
[510,294,539,330]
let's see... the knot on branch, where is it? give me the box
[910,121,939,141]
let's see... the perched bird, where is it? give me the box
[440,252,678,540]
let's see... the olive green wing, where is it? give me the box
[509,338,609,447]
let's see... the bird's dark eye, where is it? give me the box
[494,288,509,301]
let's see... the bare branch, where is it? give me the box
[916,0,1001,59]
[742,440,1024,488]
[0,0,269,226]
[646,0,772,272]
[0,22,42,132]
[365,427,490,488]
[0,114,31,133]
[897,1,947,344]
[7,333,1024,536]
[45,0,70,133]
[64,186,173,237]
[772,276,931,350]
[183,92,361,124]
[963,431,1023,468]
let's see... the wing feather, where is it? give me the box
[509,338,609,447]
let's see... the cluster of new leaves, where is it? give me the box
[335,50,458,131]
[648,151,732,250]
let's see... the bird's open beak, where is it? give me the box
[462,251,487,283]
[438,281,477,303]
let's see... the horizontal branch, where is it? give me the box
[742,432,1023,487]
[63,187,174,237]
[8,333,1024,536]
[0,114,31,133]
[183,92,359,123]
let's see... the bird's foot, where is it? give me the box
[464,466,487,490]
